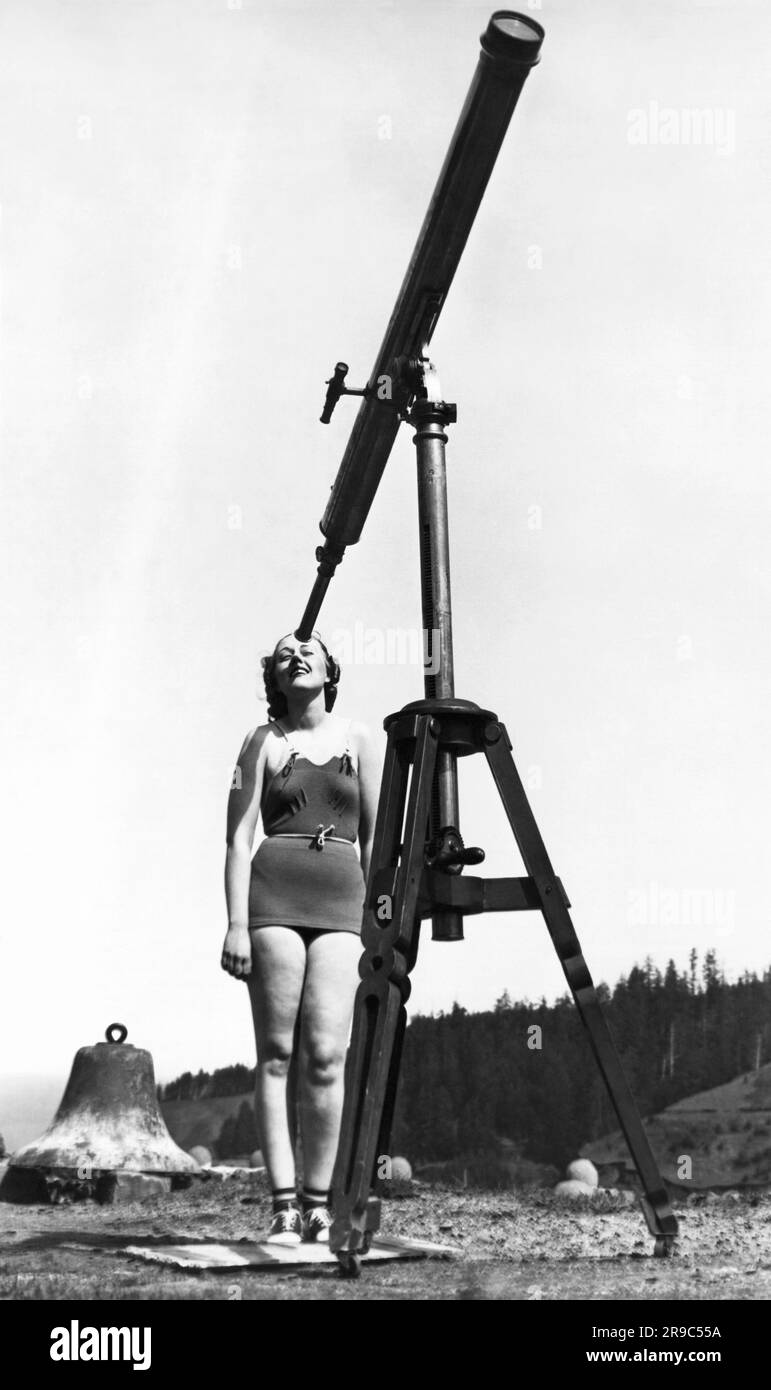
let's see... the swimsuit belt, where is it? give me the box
[267,832,355,846]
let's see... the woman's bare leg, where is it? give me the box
[297,930,362,1192]
[247,927,307,1193]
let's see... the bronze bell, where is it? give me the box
[5,1024,199,1195]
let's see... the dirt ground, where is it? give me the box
[1,1173,770,1301]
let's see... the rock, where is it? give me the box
[1,1167,98,1204]
[554,1179,596,1200]
[96,1172,173,1205]
[566,1159,598,1188]
[208,1164,259,1179]
[390,1156,412,1182]
[249,1149,264,1169]
[0,1166,49,1203]
[188,1146,212,1167]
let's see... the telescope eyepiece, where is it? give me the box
[481,11,545,65]
[320,361,350,424]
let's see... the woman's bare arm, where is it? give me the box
[222,726,268,977]
[352,721,382,884]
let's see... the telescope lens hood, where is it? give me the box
[481,11,545,67]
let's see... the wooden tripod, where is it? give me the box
[329,387,679,1273]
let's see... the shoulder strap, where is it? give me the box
[273,719,299,779]
[340,719,356,776]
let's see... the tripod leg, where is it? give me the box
[330,715,439,1256]
[483,720,678,1245]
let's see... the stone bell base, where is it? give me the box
[0,1165,197,1205]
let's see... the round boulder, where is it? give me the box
[188,1145,211,1167]
[554,1178,596,1200]
[566,1158,598,1188]
[249,1149,265,1169]
[389,1156,412,1182]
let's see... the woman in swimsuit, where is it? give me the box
[220,630,381,1244]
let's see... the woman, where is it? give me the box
[221,630,381,1244]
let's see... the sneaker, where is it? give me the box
[302,1205,333,1244]
[266,1206,303,1246]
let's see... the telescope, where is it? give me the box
[297,11,545,638]
[290,12,679,1267]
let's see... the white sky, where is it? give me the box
[1,0,769,1087]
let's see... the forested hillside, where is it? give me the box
[160,952,771,1168]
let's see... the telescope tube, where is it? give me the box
[298,12,544,638]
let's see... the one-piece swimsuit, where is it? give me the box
[248,718,365,935]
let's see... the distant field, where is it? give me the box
[161,1092,254,1154]
[584,1064,771,1190]
[0,1076,68,1153]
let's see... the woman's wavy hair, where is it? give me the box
[261,630,341,720]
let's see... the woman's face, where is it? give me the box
[272,634,328,701]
